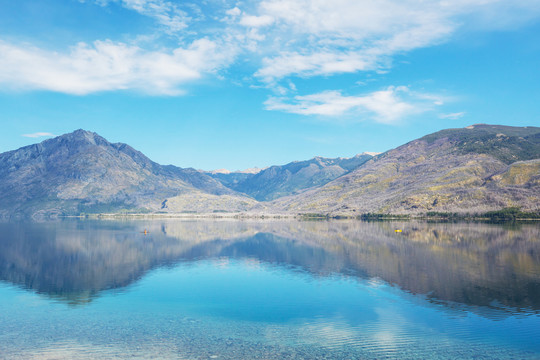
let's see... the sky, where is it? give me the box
[1,0,539,170]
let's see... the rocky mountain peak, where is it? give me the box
[53,129,106,145]
[0,129,244,217]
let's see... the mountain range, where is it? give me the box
[0,124,538,218]
[0,130,256,218]
[206,153,374,201]
[275,124,540,216]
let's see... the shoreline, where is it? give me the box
[56,210,540,222]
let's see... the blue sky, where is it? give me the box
[1,0,539,170]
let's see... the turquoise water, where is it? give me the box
[0,220,539,359]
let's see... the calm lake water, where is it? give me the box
[0,219,539,359]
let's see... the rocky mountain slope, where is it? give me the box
[208,153,373,201]
[273,124,540,215]
[205,169,260,191]
[0,130,256,217]
[0,124,538,218]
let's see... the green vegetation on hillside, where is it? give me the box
[483,207,540,220]
[421,124,540,164]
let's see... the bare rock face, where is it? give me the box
[0,130,249,217]
[273,124,540,215]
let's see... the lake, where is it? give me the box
[0,219,539,359]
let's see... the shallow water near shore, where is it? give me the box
[0,219,539,359]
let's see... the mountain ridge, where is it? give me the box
[0,129,255,218]
[0,124,538,218]
[206,152,374,201]
[272,124,540,215]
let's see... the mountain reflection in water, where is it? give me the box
[0,220,539,315]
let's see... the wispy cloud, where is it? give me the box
[96,0,191,33]
[250,0,453,82]
[241,0,540,84]
[439,112,466,120]
[0,38,234,95]
[2,0,540,99]
[255,51,381,83]
[239,14,275,28]
[264,86,444,123]
[22,132,55,138]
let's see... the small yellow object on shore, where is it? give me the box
[395,229,402,233]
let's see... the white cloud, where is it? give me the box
[264,86,443,123]
[239,15,274,27]
[241,0,540,83]
[255,51,377,83]
[0,38,234,95]
[3,0,540,98]
[246,0,453,81]
[225,7,242,17]
[439,112,466,120]
[97,0,190,33]
[22,132,56,138]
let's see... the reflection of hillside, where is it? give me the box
[0,220,538,313]
[266,221,540,312]
[0,221,203,304]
